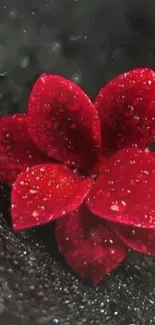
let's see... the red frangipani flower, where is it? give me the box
[1,68,155,285]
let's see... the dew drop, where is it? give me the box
[110,200,127,212]
[58,90,68,103]
[119,188,131,198]
[32,205,45,218]
[132,115,140,125]
[29,189,38,194]
[137,169,149,182]
[129,159,136,165]
[124,105,134,118]
[44,102,51,112]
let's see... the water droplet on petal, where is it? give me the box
[32,205,45,219]
[68,96,81,111]
[132,115,140,125]
[110,200,127,212]
[119,188,131,198]
[137,169,149,182]
[58,89,68,103]
[124,105,134,118]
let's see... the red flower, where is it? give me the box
[1,68,155,285]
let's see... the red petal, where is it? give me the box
[109,222,155,256]
[150,150,155,159]
[11,164,93,231]
[95,68,155,153]
[0,114,50,185]
[87,147,155,228]
[56,205,127,285]
[27,73,101,170]
[90,155,111,175]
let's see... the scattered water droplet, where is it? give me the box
[58,90,68,103]
[129,159,136,165]
[32,205,45,219]
[124,105,134,118]
[132,115,140,125]
[119,188,131,198]
[110,200,127,212]
[68,96,80,111]
[137,169,149,182]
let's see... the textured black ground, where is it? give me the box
[1,0,155,324]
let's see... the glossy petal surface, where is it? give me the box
[11,164,93,231]
[109,222,155,256]
[56,205,127,285]
[0,114,50,185]
[87,147,155,229]
[95,68,155,153]
[27,73,101,169]
[150,150,155,159]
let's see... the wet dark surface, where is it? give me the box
[1,0,155,324]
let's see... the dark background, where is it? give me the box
[0,0,155,324]
[1,0,155,114]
